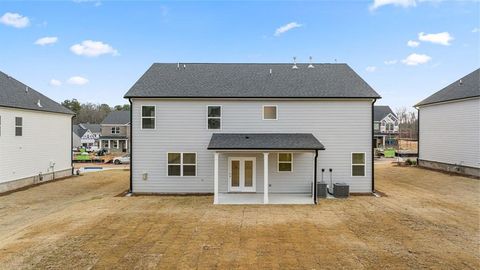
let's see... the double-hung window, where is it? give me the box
[167,152,197,176]
[141,106,155,129]
[111,127,120,134]
[15,117,22,136]
[207,106,221,130]
[263,105,277,120]
[278,153,293,172]
[351,153,366,176]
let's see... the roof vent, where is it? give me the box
[25,86,29,93]
[37,99,43,108]
[245,136,250,139]
[183,64,186,69]
[459,79,463,86]
[292,57,298,69]
[177,63,180,70]
[308,56,315,68]
[269,68,272,75]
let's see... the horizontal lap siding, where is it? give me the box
[420,98,480,168]
[132,99,372,193]
[0,107,72,183]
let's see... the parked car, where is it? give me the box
[113,154,130,164]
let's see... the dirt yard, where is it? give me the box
[0,164,478,269]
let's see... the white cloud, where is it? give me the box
[49,79,62,86]
[472,27,480,33]
[366,66,377,72]
[370,0,416,10]
[67,76,89,85]
[418,32,453,46]
[407,40,420,47]
[384,59,398,65]
[274,22,302,36]
[401,53,432,66]
[0,12,30,28]
[70,40,118,57]
[34,36,58,46]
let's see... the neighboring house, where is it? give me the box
[0,71,74,193]
[99,111,130,152]
[373,105,399,148]
[415,69,480,178]
[81,123,101,147]
[73,124,97,148]
[124,63,381,204]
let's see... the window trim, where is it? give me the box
[166,152,197,177]
[141,105,156,130]
[262,105,278,121]
[15,116,22,137]
[351,152,366,177]
[111,126,120,134]
[206,105,222,130]
[277,152,293,172]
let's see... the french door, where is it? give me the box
[228,157,256,192]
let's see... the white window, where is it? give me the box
[207,105,221,130]
[352,153,366,177]
[278,153,293,172]
[263,105,277,120]
[167,152,197,176]
[141,106,155,129]
[15,117,22,136]
[112,140,118,148]
[374,122,380,131]
[111,127,120,134]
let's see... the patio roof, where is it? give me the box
[207,133,325,150]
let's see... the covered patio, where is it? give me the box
[207,133,325,205]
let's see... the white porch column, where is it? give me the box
[116,140,119,149]
[125,140,128,150]
[263,152,269,204]
[108,140,110,149]
[213,152,219,204]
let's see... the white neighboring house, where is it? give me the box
[124,63,381,204]
[73,123,101,148]
[416,68,479,178]
[0,71,74,193]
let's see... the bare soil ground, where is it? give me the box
[0,164,478,269]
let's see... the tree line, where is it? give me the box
[61,99,130,124]
[395,107,418,140]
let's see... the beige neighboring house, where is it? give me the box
[0,71,74,193]
[416,69,479,178]
[99,111,130,153]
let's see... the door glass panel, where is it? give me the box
[244,160,253,187]
[231,160,240,187]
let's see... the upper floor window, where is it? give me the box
[263,105,277,120]
[111,127,120,134]
[141,106,155,129]
[386,123,394,132]
[207,106,221,130]
[374,122,380,131]
[15,117,22,136]
[351,153,366,177]
[167,152,197,176]
[278,153,293,172]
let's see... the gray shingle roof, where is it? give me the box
[0,71,73,115]
[73,125,88,137]
[207,133,325,150]
[124,63,381,99]
[416,69,480,106]
[101,111,130,125]
[374,105,396,121]
[80,123,101,133]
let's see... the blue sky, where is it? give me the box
[1,0,479,110]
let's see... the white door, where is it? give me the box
[228,157,256,192]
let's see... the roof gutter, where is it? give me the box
[371,98,377,193]
[128,98,133,194]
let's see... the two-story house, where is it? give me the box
[416,69,479,178]
[124,63,381,204]
[373,105,399,149]
[0,71,74,193]
[73,123,101,149]
[99,111,130,153]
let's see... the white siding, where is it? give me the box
[132,99,373,193]
[419,98,480,168]
[0,107,72,183]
